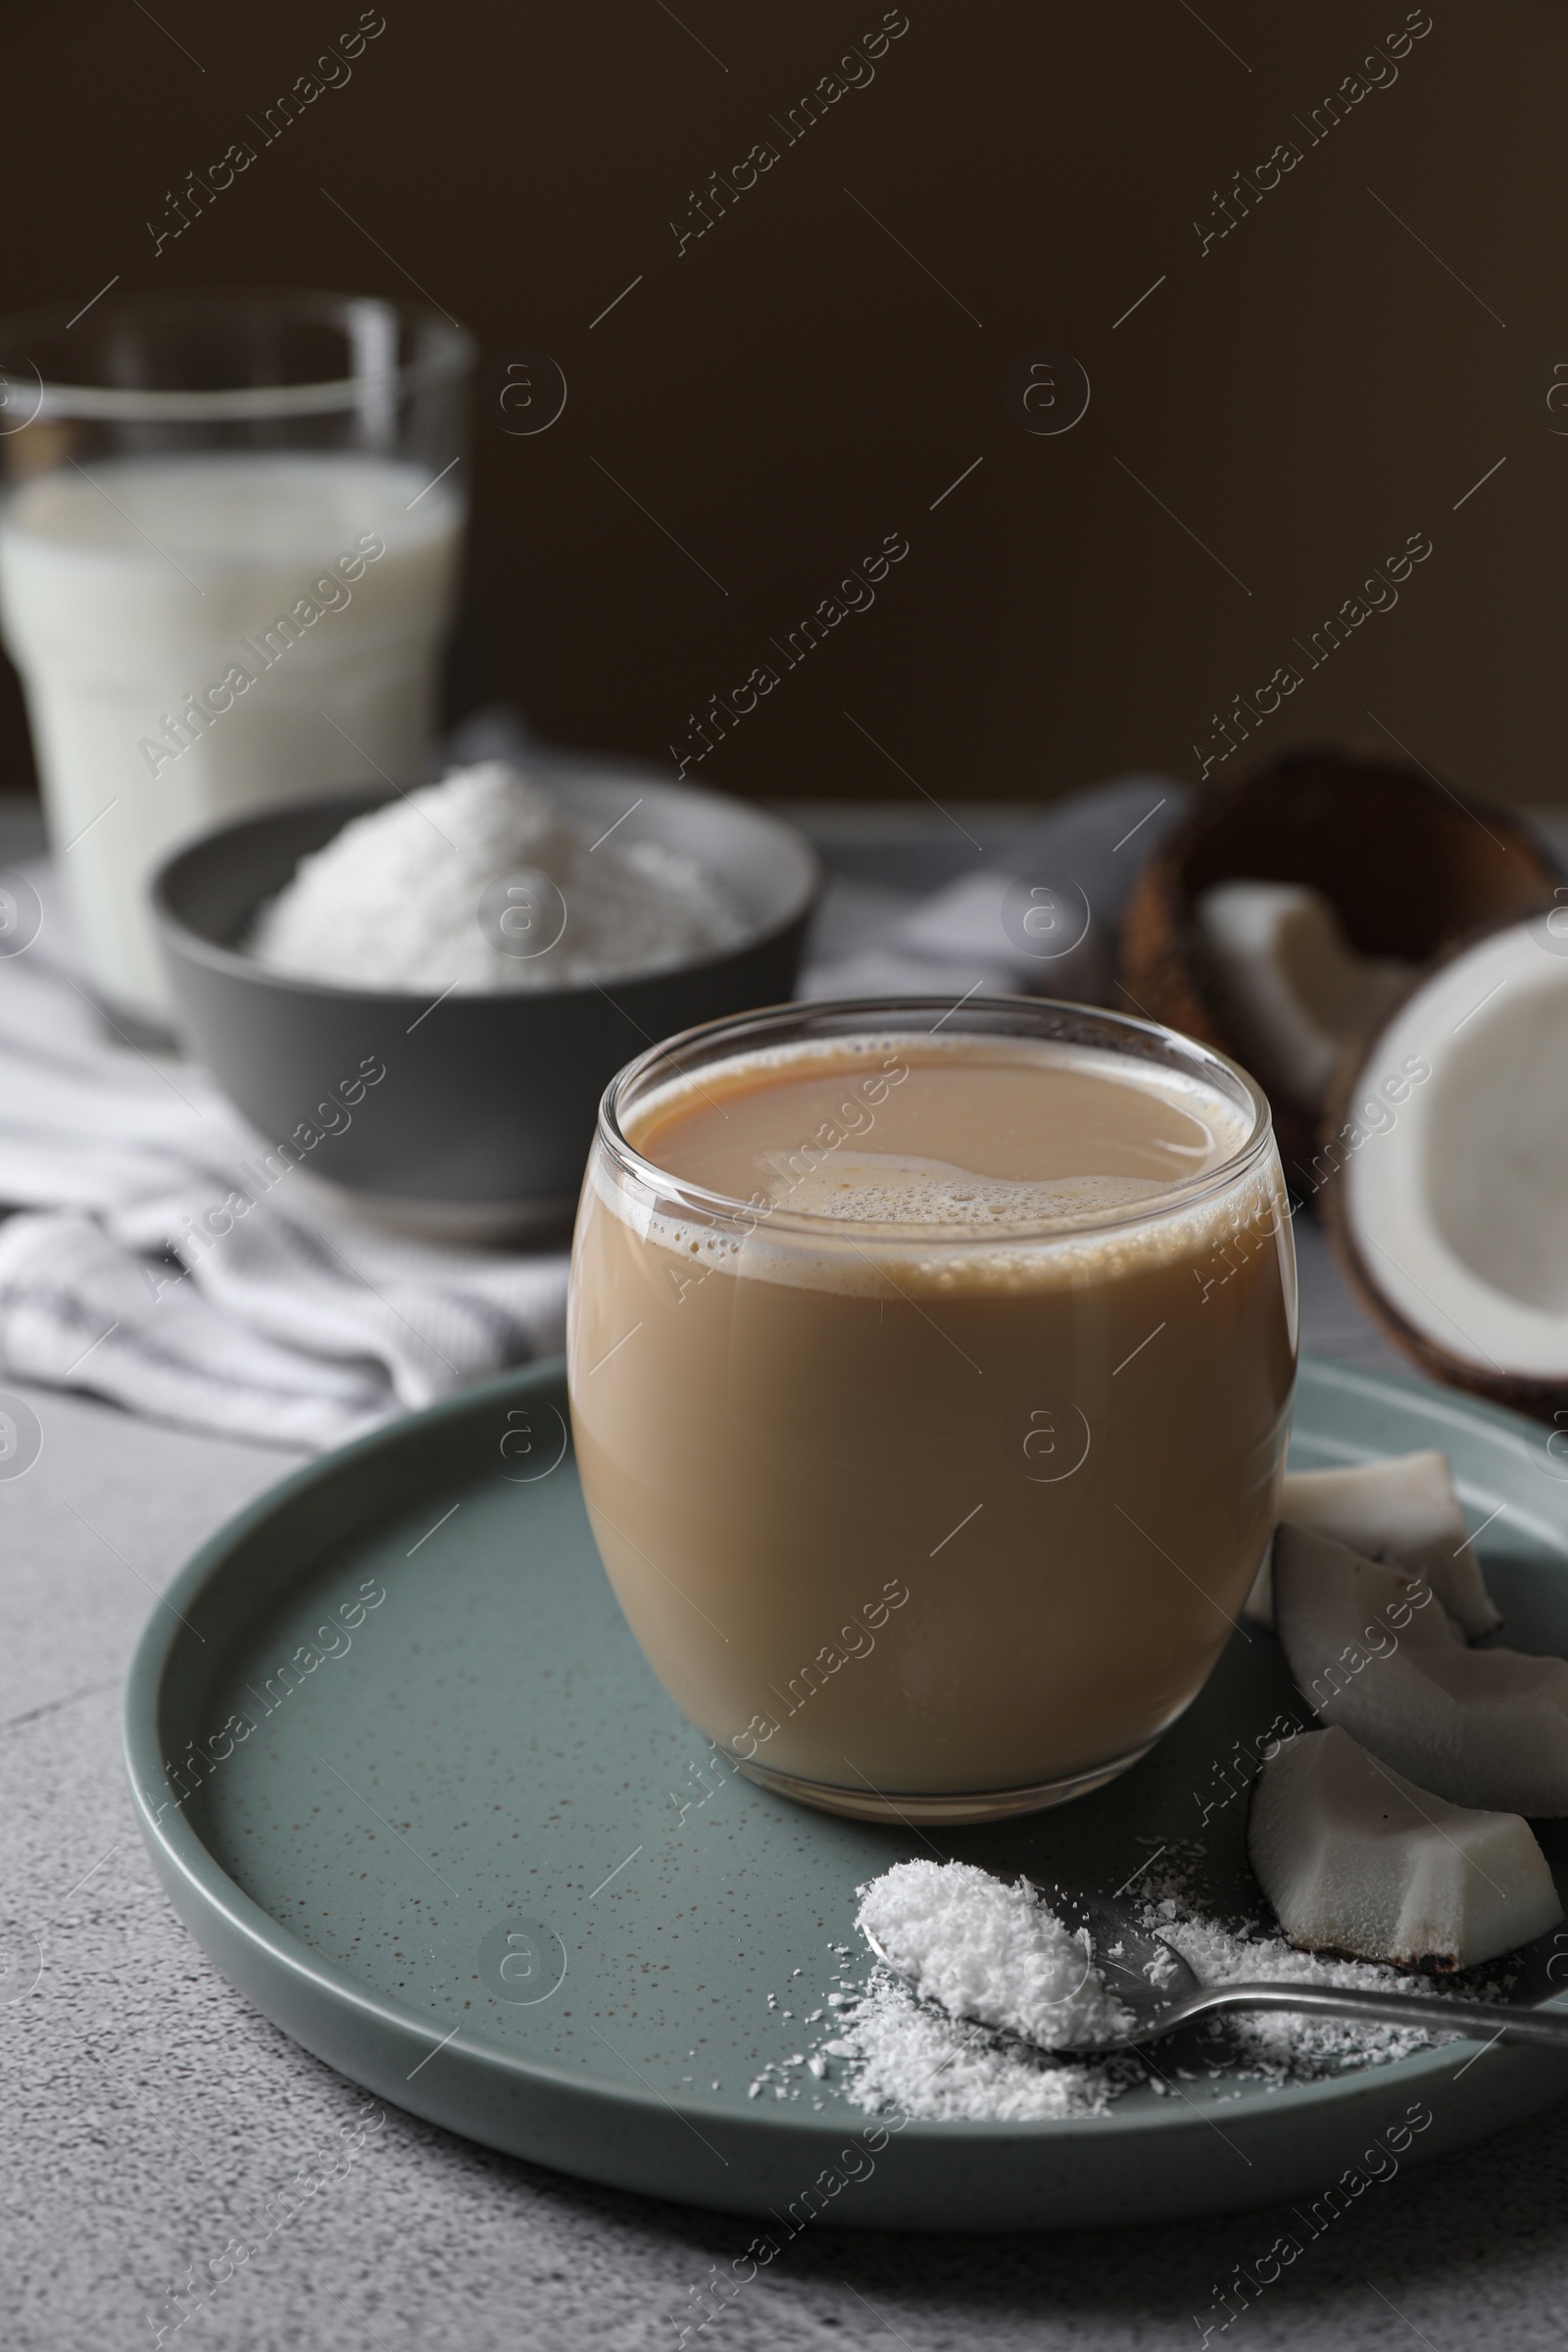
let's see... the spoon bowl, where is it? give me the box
[863,1876,1568,2059]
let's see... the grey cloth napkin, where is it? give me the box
[800,773,1183,1003]
[0,875,570,1450]
[0,771,1183,1449]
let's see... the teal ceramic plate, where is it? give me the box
[124,1357,1568,2231]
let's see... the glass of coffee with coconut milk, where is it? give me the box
[569,998,1297,1825]
[0,290,471,1031]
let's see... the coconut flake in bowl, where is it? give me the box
[249,760,748,992]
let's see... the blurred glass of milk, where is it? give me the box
[0,290,472,1030]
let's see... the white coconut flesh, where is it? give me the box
[1342,918,1568,1380]
[1249,1725,1562,1971]
[1195,881,1413,1116]
[1274,1526,1568,1814]
[1245,1451,1501,1636]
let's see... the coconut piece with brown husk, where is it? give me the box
[1317,909,1568,1422]
[1118,748,1559,1184]
[1248,1725,1561,1971]
[1273,1527,1568,1815]
[1194,882,1416,1119]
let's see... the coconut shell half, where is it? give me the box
[1318,912,1568,1422]
[1118,746,1559,1184]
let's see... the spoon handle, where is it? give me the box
[1176,1980,1568,2049]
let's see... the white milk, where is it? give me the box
[0,451,464,1021]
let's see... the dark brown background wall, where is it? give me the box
[4,0,1561,804]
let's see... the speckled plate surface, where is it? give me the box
[124,1357,1568,2231]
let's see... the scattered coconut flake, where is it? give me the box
[1151,1911,1446,2075]
[811,1854,1500,2125]
[832,1971,1132,2123]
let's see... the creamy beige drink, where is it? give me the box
[568,1005,1297,1822]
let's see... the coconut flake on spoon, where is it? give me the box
[1249,1725,1562,1972]
[1274,1526,1568,1814]
[1245,1450,1500,1636]
[855,1860,1133,2051]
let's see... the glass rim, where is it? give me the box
[597,994,1277,1247]
[0,288,474,423]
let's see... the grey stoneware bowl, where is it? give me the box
[151,755,822,1241]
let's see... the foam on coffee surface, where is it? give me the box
[609,1034,1271,1298]
[768,1148,1171,1227]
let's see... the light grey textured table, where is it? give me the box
[6,803,1568,2350]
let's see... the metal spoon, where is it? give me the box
[862,1881,1568,2056]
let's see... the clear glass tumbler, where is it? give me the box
[0,289,473,1030]
[568,997,1298,1826]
